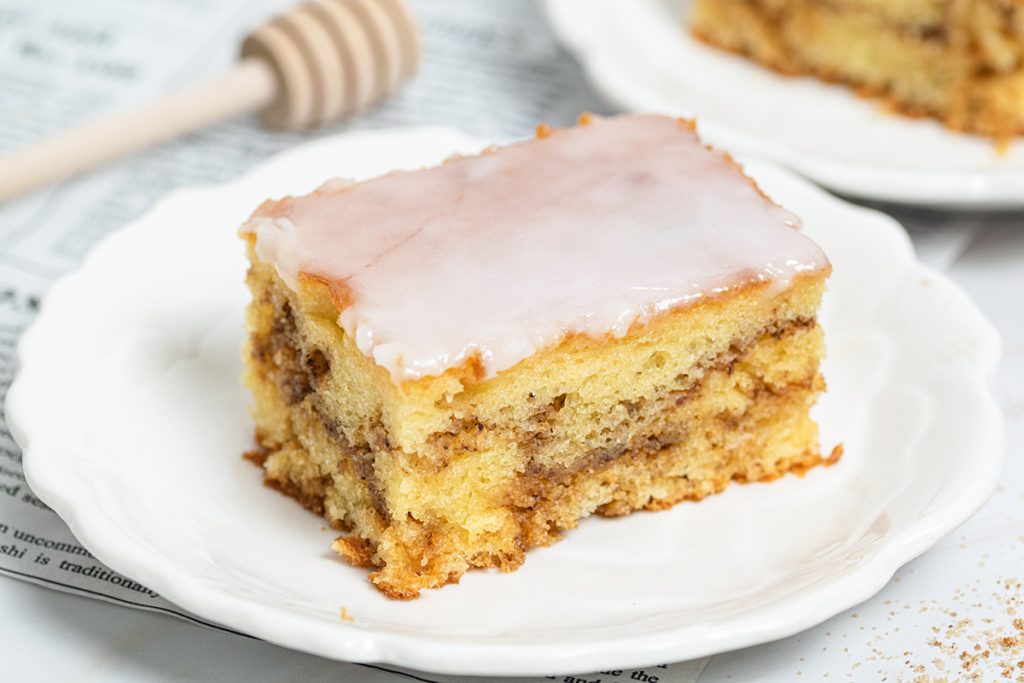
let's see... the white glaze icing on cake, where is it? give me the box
[242,115,830,382]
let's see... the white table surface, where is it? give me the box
[1,212,1020,682]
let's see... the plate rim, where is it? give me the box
[6,126,1005,675]
[543,0,1024,209]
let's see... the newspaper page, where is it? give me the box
[0,0,714,680]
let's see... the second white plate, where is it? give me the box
[9,127,1002,675]
[546,0,1024,208]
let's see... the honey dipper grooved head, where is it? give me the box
[241,0,420,130]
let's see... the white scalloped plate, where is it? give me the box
[7,127,1002,676]
[545,0,1024,208]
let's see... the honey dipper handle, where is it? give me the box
[0,58,277,204]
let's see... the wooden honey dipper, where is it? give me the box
[0,0,420,203]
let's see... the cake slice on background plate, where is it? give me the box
[690,0,1024,140]
[239,114,834,599]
